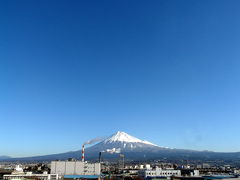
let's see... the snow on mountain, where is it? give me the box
[83,131,167,155]
[103,131,159,147]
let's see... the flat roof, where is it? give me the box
[64,175,100,179]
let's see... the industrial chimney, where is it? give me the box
[99,152,102,163]
[82,145,85,162]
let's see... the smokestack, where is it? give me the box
[99,152,102,163]
[82,145,85,162]
[81,136,105,162]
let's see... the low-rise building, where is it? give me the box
[51,160,101,177]
[139,167,181,179]
[3,172,58,180]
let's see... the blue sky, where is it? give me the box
[1,0,240,157]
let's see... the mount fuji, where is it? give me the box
[85,131,169,155]
[2,131,240,163]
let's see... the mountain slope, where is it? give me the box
[2,131,240,163]
[86,131,167,154]
[103,131,158,146]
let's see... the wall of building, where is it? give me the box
[50,161,100,176]
[3,174,58,180]
[139,167,181,178]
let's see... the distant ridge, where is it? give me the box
[0,155,11,160]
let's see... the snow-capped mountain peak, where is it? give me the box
[103,131,158,146]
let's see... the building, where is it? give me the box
[171,176,204,180]
[181,169,200,177]
[2,165,58,180]
[3,172,59,180]
[202,164,211,169]
[139,167,181,179]
[202,176,240,180]
[51,160,101,177]
[172,175,240,180]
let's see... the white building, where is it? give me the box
[4,172,59,180]
[202,163,211,168]
[234,169,240,174]
[145,164,151,170]
[3,165,58,180]
[51,161,101,176]
[4,173,59,180]
[139,167,181,178]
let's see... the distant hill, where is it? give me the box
[0,156,11,160]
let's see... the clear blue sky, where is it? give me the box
[1,0,240,157]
